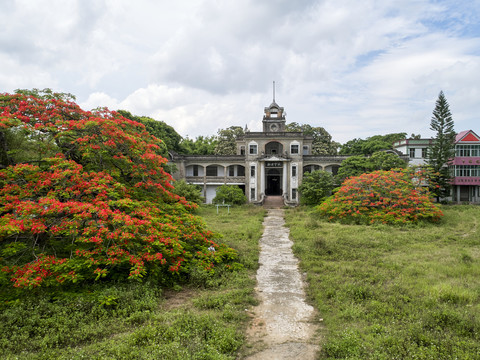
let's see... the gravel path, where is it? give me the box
[244,208,319,359]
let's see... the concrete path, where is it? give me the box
[245,209,319,360]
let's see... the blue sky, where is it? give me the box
[1,0,480,143]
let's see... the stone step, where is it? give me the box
[263,196,284,208]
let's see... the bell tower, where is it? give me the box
[263,81,286,133]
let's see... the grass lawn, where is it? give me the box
[0,205,265,360]
[285,205,480,359]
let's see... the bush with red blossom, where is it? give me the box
[316,168,443,225]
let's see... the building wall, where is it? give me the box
[451,131,480,203]
[393,132,480,203]
[392,139,432,166]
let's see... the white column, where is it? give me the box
[203,165,207,199]
[282,162,288,198]
[260,162,265,196]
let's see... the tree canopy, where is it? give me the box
[214,126,244,155]
[0,92,238,289]
[14,88,77,102]
[212,185,247,205]
[336,151,407,182]
[339,133,407,156]
[117,110,183,154]
[285,122,339,155]
[427,90,456,200]
[118,110,222,156]
[298,170,334,205]
[179,135,218,155]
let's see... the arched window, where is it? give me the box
[303,165,321,174]
[206,165,223,177]
[265,141,283,155]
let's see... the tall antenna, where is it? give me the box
[273,80,276,102]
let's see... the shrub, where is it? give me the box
[171,179,204,205]
[298,170,334,205]
[212,185,246,205]
[317,168,443,225]
[0,92,238,288]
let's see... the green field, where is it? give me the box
[0,205,265,360]
[285,205,480,359]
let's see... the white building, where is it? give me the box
[172,100,348,204]
[392,139,434,166]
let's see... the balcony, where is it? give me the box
[186,176,246,184]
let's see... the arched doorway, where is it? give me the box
[266,168,282,195]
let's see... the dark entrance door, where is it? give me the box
[460,186,470,202]
[266,168,282,195]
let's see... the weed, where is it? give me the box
[0,205,265,360]
[285,205,480,359]
[97,295,118,308]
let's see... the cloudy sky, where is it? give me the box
[1,0,480,143]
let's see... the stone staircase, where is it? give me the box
[263,196,284,208]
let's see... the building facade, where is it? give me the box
[172,100,348,204]
[391,138,434,166]
[451,130,480,203]
[393,130,480,203]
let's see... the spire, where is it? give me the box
[273,80,275,103]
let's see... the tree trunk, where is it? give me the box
[0,131,13,168]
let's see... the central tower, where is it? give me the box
[262,81,286,133]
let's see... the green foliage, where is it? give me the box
[214,126,244,155]
[171,179,204,205]
[285,122,339,155]
[213,185,247,205]
[285,205,480,359]
[1,125,58,167]
[428,90,456,200]
[0,282,161,356]
[336,155,372,181]
[339,133,407,155]
[15,88,76,102]
[369,151,406,170]
[179,135,218,155]
[298,170,334,205]
[336,151,407,181]
[117,110,183,154]
[318,168,443,225]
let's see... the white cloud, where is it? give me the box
[81,92,120,110]
[1,0,480,143]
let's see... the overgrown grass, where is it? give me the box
[0,205,265,360]
[285,205,480,359]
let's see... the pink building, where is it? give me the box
[394,130,480,203]
[451,130,480,203]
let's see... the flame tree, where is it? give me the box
[317,168,443,225]
[0,91,237,288]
